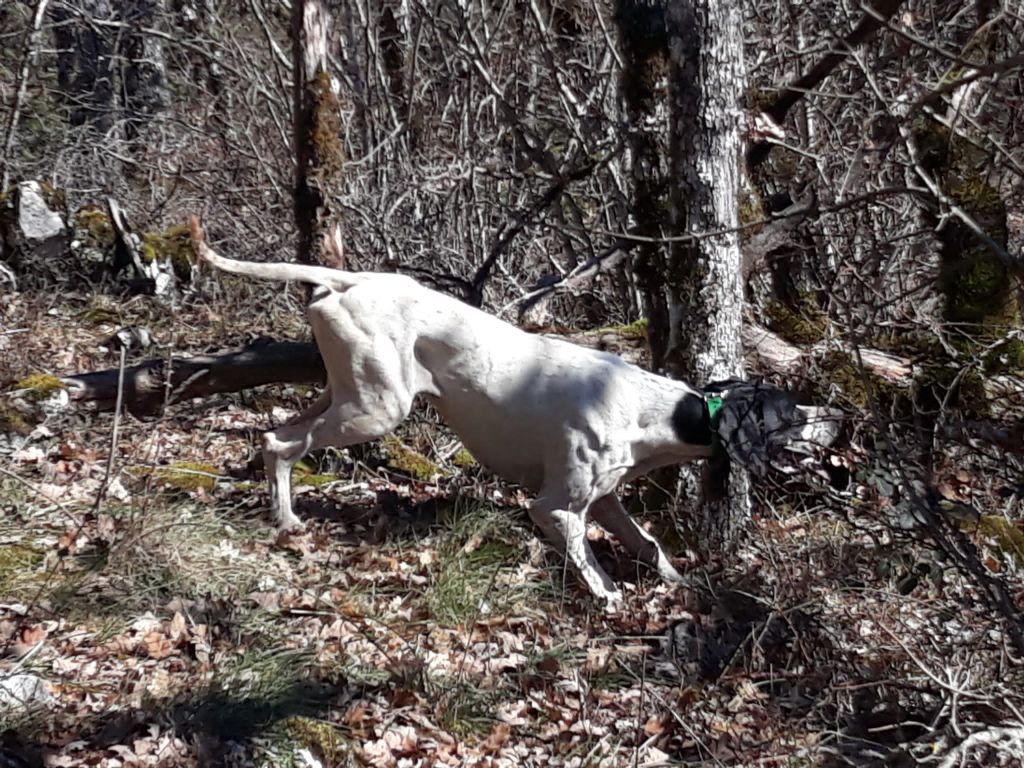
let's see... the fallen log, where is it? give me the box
[59,324,910,414]
[61,340,325,414]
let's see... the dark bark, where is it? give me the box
[61,341,325,414]
[614,0,671,367]
[121,0,169,136]
[51,0,118,132]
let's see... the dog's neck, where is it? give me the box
[669,390,716,449]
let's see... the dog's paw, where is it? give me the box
[276,515,306,534]
[274,520,305,536]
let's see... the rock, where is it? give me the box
[0,181,70,284]
[16,182,64,243]
[0,673,53,712]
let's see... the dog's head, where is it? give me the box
[705,379,842,476]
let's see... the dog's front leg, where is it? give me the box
[529,496,622,608]
[590,495,685,584]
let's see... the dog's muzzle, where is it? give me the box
[706,381,842,475]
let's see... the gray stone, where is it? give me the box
[16,181,65,242]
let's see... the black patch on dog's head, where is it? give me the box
[671,392,712,446]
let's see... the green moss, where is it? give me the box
[382,436,438,481]
[0,402,33,435]
[766,293,827,345]
[291,467,337,488]
[12,373,64,402]
[975,516,1024,565]
[451,448,477,469]
[983,338,1024,374]
[618,317,649,339]
[913,363,988,418]
[0,544,44,596]
[591,318,649,340]
[915,117,1019,345]
[948,175,1006,221]
[73,206,115,249]
[284,716,346,764]
[814,350,907,413]
[141,462,220,493]
[75,295,123,326]
[140,224,196,281]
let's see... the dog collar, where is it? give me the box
[706,395,725,456]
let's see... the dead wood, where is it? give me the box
[57,323,900,415]
[61,340,325,414]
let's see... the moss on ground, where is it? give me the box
[591,318,649,339]
[451,447,477,469]
[0,402,33,435]
[137,462,220,493]
[0,544,44,596]
[283,716,347,764]
[382,436,438,481]
[975,515,1024,566]
[73,206,115,250]
[814,350,905,411]
[915,118,1019,353]
[11,373,64,402]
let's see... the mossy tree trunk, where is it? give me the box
[912,118,1022,414]
[292,0,345,265]
[664,0,750,550]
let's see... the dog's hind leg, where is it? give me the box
[589,495,684,584]
[263,391,414,530]
[529,491,622,608]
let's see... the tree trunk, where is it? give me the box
[614,0,671,363]
[120,0,170,137]
[1,0,52,190]
[292,0,344,265]
[51,0,118,133]
[664,0,749,550]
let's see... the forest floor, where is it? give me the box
[2,285,1022,767]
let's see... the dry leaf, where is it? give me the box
[142,631,175,660]
[482,722,510,753]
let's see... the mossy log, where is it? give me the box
[742,323,912,382]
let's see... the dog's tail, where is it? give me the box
[188,216,364,291]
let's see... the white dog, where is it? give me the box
[189,219,838,606]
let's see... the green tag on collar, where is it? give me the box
[706,396,724,456]
[706,395,723,426]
